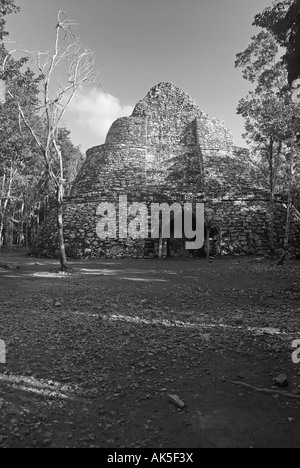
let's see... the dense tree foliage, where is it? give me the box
[0,0,19,40]
[0,3,86,252]
[236,0,300,262]
[253,0,300,86]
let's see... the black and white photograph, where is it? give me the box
[1,0,300,451]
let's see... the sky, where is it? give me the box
[6,0,272,152]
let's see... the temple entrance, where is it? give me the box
[166,223,220,259]
[154,212,220,259]
[166,213,203,258]
[199,226,220,258]
[168,237,189,258]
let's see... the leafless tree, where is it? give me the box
[5,11,97,270]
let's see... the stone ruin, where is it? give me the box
[33,82,300,259]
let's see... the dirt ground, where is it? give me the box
[0,249,300,448]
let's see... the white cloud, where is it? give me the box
[64,88,134,152]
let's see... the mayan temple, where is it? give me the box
[33,82,300,259]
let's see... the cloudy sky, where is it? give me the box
[7,0,272,152]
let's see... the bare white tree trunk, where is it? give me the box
[5,11,97,270]
[278,131,295,266]
[0,166,14,252]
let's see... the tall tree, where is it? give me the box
[250,0,300,263]
[0,0,41,249]
[5,11,96,270]
[235,28,300,256]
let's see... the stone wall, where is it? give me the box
[31,82,300,259]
